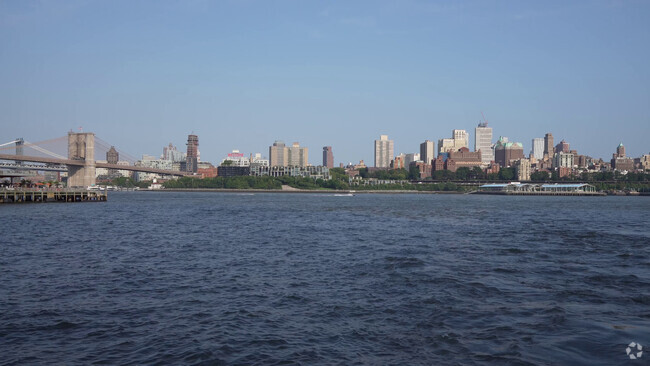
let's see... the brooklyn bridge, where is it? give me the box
[0,132,192,187]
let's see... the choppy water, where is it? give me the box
[1,192,649,365]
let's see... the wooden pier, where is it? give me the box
[0,188,107,203]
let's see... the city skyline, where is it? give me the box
[1,1,649,164]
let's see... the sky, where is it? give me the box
[1,0,649,165]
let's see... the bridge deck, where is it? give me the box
[0,154,191,176]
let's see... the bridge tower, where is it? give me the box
[67,132,96,187]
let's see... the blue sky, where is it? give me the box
[1,0,649,165]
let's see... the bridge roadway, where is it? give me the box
[0,154,192,177]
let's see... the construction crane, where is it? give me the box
[481,112,489,125]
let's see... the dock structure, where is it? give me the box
[477,183,605,196]
[0,188,107,203]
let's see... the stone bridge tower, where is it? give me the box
[67,132,96,187]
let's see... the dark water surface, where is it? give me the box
[1,192,649,365]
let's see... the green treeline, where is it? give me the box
[106,167,650,192]
[163,176,282,189]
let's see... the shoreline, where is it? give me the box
[127,188,649,196]
[141,188,465,194]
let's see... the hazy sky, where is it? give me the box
[1,0,649,165]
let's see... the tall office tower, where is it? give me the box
[555,140,570,154]
[474,123,493,165]
[404,153,420,167]
[494,137,525,167]
[323,146,334,168]
[269,140,288,167]
[106,146,119,176]
[453,129,469,149]
[616,142,626,157]
[439,129,469,154]
[374,135,394,168]
[531,138,544,160]
[288,142,309,167]
[420,140,434,165]
[106,146,119,164]
[186,134,199,173]
[544,133,554,158]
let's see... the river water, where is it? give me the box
[1,192,649,365]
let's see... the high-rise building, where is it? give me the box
[106,146,119,177]
[616,142,626,157]
[404,153,420,167]
[611,143,634,171]
[454,129,469,149]
[106,146,119,164]
[288,142,308,167]
[555,140,570,154]
[544,133,554,158]
[531,138,544,160]
[514,159,531,181]
[186,134,199,173]
[323,146,334,168]
[553,151,574,169]
[438,129,469,154]
[438,138,455,153]
[494,137,525,167]
[420,140,434,165]
[374,135,394,168]
[163,143,186,162]
[269,141,288,167]
[474,123,493,165]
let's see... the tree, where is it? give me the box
[531,171,550,182]
[470,166,485,180]
[408,165,420,180]
[455,167,470,180]
[498,168,515,181]
[221,160,234,166]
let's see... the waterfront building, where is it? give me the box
[420,140,435,165]
[250,164,330,179]
[270,141,288,167]
[374,135,394,168]
[323,146,334,168]
[478,182,597,194]
[531,138,544,160]
[186,135,199,173]
[197,167,218,178]
[494,137,525,167]
[475,123,493,165]
[514,159,531,181]
[217,166,250,177]
[544,133,554,159]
